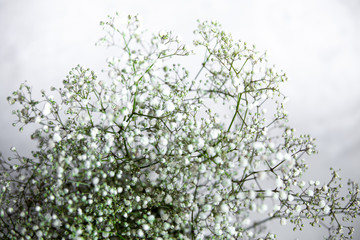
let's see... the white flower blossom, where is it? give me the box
[137,229,144,238]
[197,137,205,149]
[323,205,331,214]
[165,101,175,111]
[319,200,326,208]
[42,103,52,116]
[209,128,221,140]
[92,177,100,185]
[220,203,229,213]
[306,189,314,197]
[53,133,62,143]
[159,136,168,146]
[140,136,149,146]
[164,195,173,204]
[187,144,194,152]
[1,15,358,240]
[253,142,265,152]
[90,128,99,139]
[295,205,302,214]
[213,193,222,203]
[207,147,216,157]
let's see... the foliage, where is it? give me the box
[1,13,359,240]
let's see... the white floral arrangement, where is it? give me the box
[1,13,359,240]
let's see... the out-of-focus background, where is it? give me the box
[0,0,359,238]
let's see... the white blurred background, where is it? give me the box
[0,0,359,238]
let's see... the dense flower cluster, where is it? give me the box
[1,13,359,239]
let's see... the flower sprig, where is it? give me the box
[1,13,359,240]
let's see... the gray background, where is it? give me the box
[0,0,359,239]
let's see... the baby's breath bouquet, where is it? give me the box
[1,13,359,240]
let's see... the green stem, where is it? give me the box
[227,93,242,132]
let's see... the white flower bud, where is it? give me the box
[319,200,326,208]
[220,203,229,213]
[53,133,62,143]
[209,129,221,140]
[42,103,52,116]
[164,195,173,204]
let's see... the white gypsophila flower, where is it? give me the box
[265,189,273,197]
[137,94,146,103]
[121,107,130,116]
[298,180,306,188]
[209,128,221,140]
[227,226,236,235]
[242,218,251,226]
[319,200,326,208]
[161,86,170,97]
[148,171,158,183]
[137,229,144,238]
[77,134,84,141]
[36,231,43,238]
[222,178,231,187]
[323,205,331,214]
[175,112,185,121]
[187,144,194,152]
[280,218,287,226]
[34,116,41,123]
[220,203,229,213]
[52,219,62,228]
[142,224,150,231]
[159,136,168,146]
[214,193,222,203]
[275,177,283,188]
[150,97,160,107]
[199,212,208,219]
[92,177,100,185]
[203,204,212,212]
[165,101,175,111]
[197,137,205,149]
[155,109,164,117]
[273,204,281,212]
[90,128,99,139]
[306,189,314,197]
[253,142,265,152]
[199,164,206,173]
[140,136,149,146]
[214,157,223,165]
[53,133,62,143]
[288,194,294,202]
[84,161,91,169]
[54,125,60,132]
[258,204,268,213]
[207,147,216,157]
[42,102,52,116]
[249,190,256,200]
[279,190,287,200]
[295,205,302,214]
[48,140,55,149]
[164,195,173,204]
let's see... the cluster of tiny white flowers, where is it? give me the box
[1,13,359,240]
